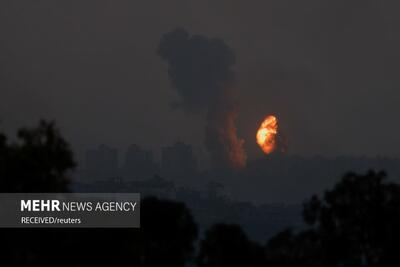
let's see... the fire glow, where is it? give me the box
[256,115,278,155]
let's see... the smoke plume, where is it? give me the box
[158,28,246,168]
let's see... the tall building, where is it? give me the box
[161,142,197,179]
[85,144,119,181]
[122,144,158,180]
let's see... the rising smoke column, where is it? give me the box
[158,28,246,168]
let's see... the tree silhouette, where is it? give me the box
[266,170,400,267]
[136,197,198,267]
[0,120,75,193]
[265,229,320,267]
[0,121,198,267]
[37,197,198,267]
[3,121,400,267]
[0,121,76,265]
[197,223,265,267]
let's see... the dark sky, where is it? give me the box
[1,0,400,164]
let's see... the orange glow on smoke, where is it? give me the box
[256,115,278,154]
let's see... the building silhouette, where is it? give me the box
[161,142,197,181]
[85,144,119,181]
[122,144,158,180]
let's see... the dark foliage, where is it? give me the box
[0,120,75,192]
[197,223,266,267]
[2,121,400,267]
[265,170,400,267]
[0,122,198,267]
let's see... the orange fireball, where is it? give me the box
[256,115,278,154]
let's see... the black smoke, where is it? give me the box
[158,28,246,168]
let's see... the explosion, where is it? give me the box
[158,28,247,169]
[256,115,278,154]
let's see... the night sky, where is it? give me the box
[1,0,399,165]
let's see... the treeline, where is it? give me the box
[1,121,400,266]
